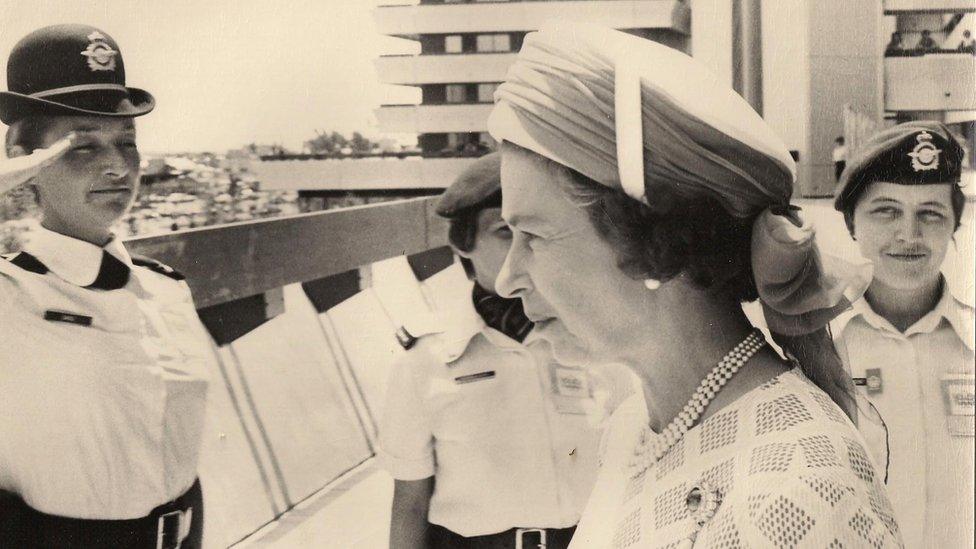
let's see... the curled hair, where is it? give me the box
[567,169,758,303]
[563,165,857,420]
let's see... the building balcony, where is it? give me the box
[376,52,516,85]
[375,102,494,133]
[250,156,478,192]
[884,53,976,111]
[374,0,690,38]
[883,0,976,14]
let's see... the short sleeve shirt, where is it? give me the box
[0,228,212,519]
[376,287,634,537]
[832,287,975,549]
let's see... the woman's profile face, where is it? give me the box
[496,146,648,366]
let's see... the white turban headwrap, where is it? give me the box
[487,23,871,336]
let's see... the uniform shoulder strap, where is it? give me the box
[1,251,49,275]
[130,254,186,281]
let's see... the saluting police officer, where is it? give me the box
[378,153,634,549]
[831,121,974,549]
[0,25,210,548]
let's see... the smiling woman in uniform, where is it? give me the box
[831,121,974,549]
[0,25,210,549]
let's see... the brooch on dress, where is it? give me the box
[679,481,722,548]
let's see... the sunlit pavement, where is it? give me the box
[234,197,974,549]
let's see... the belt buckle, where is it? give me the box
[157,509,188,549]
[515,527,547,549]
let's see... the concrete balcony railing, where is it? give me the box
[375,52,516,85]
[374,0,690,38]
[883,0,976,13]
[375,102,494,133]
[251,156,479,192]
[124,198,454,547]
[884,53,976,111]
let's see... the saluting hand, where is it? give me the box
[0,133,75,195]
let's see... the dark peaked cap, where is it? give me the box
[834,120,963,212]
[0,24,154,124]
[435,153,502,218]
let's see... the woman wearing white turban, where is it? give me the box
[488,23,902,548]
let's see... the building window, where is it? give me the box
[475,33,511,53]
[477,83,499,103]
[446,132,462,150]
[445,35,463,54]
[478,132,497,150]
[446,84,467,103]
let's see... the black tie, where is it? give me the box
[471,283,534,343]
[86,251,131,290]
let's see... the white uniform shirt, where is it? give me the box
[0,228,211,519]
[832,284,975,549]
[377,285,630,537]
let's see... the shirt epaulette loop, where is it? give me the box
[396,311,446,351]
[130,255,186,281]
[2,251,49,275]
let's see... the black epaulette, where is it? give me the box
[2,251,49,275]
[130,255,186,281]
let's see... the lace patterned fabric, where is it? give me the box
[570,369,903,549]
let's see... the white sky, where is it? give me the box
[0,0,420,153]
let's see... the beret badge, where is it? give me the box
[80,31,117,72]
[908,131,941,172]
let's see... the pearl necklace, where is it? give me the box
[629,329,766,478]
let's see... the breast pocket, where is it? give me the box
[429,370,502,443]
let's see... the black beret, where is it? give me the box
[435,153,502,218]
[834,120,963,212]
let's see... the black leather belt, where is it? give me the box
[429,523,576,549]
[0,479,203,549]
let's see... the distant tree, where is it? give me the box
[350,132,373,153]
[330,131,349,152]
[305,130,337,154]
[304,130,378,156]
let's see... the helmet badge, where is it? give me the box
[908,131,941,172]
[80,31,117,72]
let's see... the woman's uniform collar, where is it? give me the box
[22,226,132,287]
[398,279,536,365]
[833,276,974,351]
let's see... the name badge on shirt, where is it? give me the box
[455,371,495,384]
[941,373,975,437]
[549,363,592,415]
[44,310,93,327]
[852,368,883,395]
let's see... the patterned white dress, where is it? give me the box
[570,369,903,548]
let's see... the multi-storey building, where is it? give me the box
[253,0,973,200]
[373,0,690,156]
[254,0,694,206]
[881,1,975,169]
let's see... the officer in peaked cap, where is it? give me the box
[0,25,211,548]
[831,121,974,549]
[377,152,635,549]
